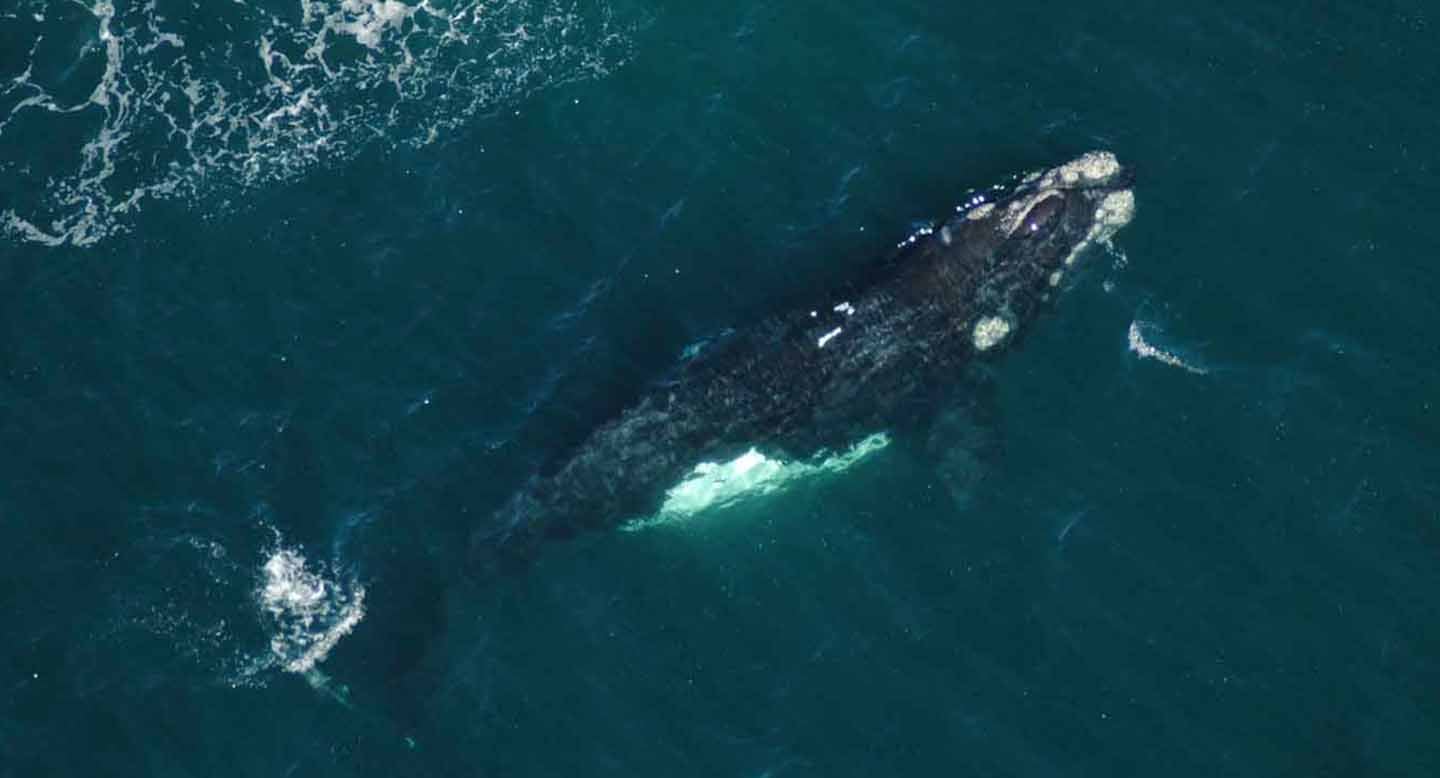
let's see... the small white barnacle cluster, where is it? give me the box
[971,315,1013,351]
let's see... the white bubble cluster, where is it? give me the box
[258,545,366,673]
[1127,321,1206,375]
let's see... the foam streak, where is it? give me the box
[1128,321,1206,375]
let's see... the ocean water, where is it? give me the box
[2,0,1438,774]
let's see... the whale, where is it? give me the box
[473,151,1135,570]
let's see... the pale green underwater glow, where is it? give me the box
[622,432,892,531]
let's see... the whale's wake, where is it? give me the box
[1128,320,1206,374]
[256,544,366,675]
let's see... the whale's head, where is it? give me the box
[930,151,1135,352]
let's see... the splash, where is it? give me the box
[623,432,892,530]
[0,0,633,246]
[1128,320,1206,375]
[257,544,366,673]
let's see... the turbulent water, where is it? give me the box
[0,0,630,245]
[3,1,1439,776]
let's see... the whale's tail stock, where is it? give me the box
[476,456,642,572]
[468,484,549,579]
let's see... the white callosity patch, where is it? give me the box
[1064,188,1136,267]
[817,326,843,348]
[1094,189,1136,234]
[997,198,1033,236]
[971,315,1012,351]
[965,202,995,221]
[1039,150,1122,189]
[1002,192,1070,238]
[258,545,366,674]
[973,152,1130,243]
[1128,321,1206,374]
[1,0,633,246]
[989,151,1134,261]
[623,433,891,530]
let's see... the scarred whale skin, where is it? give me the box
[474,151,1135,570]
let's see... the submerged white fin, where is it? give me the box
[623,432,891,531]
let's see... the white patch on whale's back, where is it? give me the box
[622,432,891,530]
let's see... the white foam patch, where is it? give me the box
[1,0,633,246]
[622,432,892,530]
[257,544,366,673]
[1128,321,1206,375]
[331,0,419,49]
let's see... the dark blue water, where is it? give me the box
[3,1,1438,775]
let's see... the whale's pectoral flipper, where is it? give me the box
[925,386,1004,513]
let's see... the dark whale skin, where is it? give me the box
[474,152,1135,570]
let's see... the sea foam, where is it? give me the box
[1128,320,1207,375]
[1,0,633,246]
[257,544,366,674]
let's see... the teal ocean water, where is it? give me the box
[3,1,1438,774]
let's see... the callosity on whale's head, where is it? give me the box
[925,150,1135,352]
